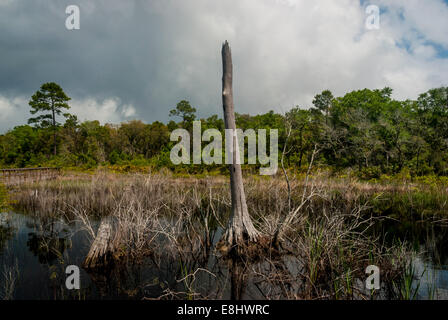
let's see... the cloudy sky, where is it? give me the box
[0,0,447,132]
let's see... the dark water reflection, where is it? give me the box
[0,211,229,300]
[2,211,448,299]
[375,218,448,299]
[0,211,155,299]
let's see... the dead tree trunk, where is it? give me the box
[83,217,114,269]
[221,41,259,248]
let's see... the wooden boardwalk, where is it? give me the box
[0,167,61,185]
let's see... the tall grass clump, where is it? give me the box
[249,181,409,299]
[1,259,19,300]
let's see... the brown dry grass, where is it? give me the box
[10,171,412,299]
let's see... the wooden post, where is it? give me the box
[221,41,259,247]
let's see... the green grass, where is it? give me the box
[393,262,421,300]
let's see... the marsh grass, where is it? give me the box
[10,171,421,299]
[393,261,421,300]
[0,182,10,211]
[1,258,19,300]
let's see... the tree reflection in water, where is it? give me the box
[26,216,72,265]
[26,233,71,265]
[0,213,15,252]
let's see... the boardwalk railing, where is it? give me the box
[0,167,62,185]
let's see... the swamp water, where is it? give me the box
[1,210,448,300]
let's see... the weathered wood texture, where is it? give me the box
[0,167,61,186]
[221,41,259,246]
[83,217,114,269]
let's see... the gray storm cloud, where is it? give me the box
[0,0,447,132]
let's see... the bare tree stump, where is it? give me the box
[221,41,259,248]
[83,217,114,269]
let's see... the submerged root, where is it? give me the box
[216,234,274,261]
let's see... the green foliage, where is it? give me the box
[28,82,71,128]
[1,84,448,178]
[312,89,334,118]
[28,82,72,156]
[359,166,382,180]
[393,262,422,300]
[169,100,197,130]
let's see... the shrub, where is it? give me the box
[358,166,382,180]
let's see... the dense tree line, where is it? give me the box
[1,83,447,177]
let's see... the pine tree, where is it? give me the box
[28,82,71,156]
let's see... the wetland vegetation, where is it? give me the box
[1,80,448,300]
[2,170,448,300]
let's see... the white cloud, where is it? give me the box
[377,0,448,49]
[136,0,448,114]
[0,96,29,131]
[0,0,447,129]
[69,97,138,124]
[0,95,138,132]
[121,104,137,118]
